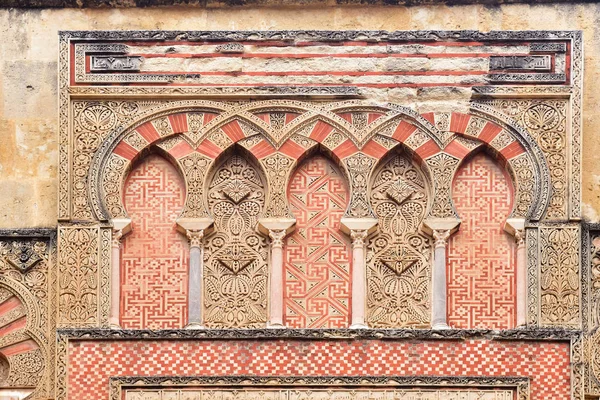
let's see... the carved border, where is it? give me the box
[56,327,579,341]
[570,31,583,219]
[527,227,540,326]
[109,375,530,400]
[59,30,582,42]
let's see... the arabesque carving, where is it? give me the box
[367,151,432,327]
[204,154,268,327]
[540,226,580,327]
[479,99,567,219]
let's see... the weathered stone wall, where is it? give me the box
[1,3,600,227]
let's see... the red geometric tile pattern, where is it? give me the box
[121,155,189,329]
[448,153,516,329]
[284,156,352,328]
[67,339,570,400]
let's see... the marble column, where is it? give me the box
[258,218,296,328]
[109,218,131,329]
[423,218,460,330]
[515,229,527,327]
[431,229,451,329]
[505,218,527,327]
[176,217,214,329]
[349,229,368,328]
[341,217,378,329]
[186,229,205,329]
[268,229,286,328]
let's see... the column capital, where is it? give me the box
[340,217,378,236]
[186,229,205,249]
[111,218,132,248]
[504,218,526,246]
[514,229,525,246]
[268,229,287,249]
[176,217,214,234]
[432,229,451,248]
[350,229,369,249]
[258,218,296,236]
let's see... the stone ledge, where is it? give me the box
[2,0,598,8]
[57,327,580,341]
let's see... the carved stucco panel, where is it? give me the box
[539,226,580,327]
[367,151,432,327]
[424,153,459,219]
[57,226,100,327]
[204,154,268,328]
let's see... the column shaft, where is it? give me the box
[350,230,368,329]
[515,230,527,327]
[268,230,285,328]
[431,229,450,329]
[109,230,122,328]
[186,230,204,329]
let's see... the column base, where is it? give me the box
[184,323,206,329]
[432,322,450,330]
[349,323,369,329]
[109,323,121,330]
[267,322,287,329]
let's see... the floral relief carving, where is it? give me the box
[102,153,129,219]
[178,152,212,218]
[367,152,432,327]
[426,153,459,218]
[58,227,99,326]
[590,235,600,328]
[343,153,375,218]
[6,348,44,387]
[261,153,294,218]
[539,227,580,327]
[204,155,268,327]
[480,99,567,219]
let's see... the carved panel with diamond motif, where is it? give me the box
[204,154,268,328]
[367,151,432,327]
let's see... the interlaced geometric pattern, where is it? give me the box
[284,156,351,328]
[67,339,570,400]
[448,153,516,329]
[121,155,189,329]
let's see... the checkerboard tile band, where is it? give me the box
[67,339,570,399]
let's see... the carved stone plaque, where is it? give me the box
[124,388,514,400]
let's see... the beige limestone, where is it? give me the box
[2,4,600,226]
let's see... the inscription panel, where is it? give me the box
[124,388,513,400]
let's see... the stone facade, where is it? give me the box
[3,2,600,399]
